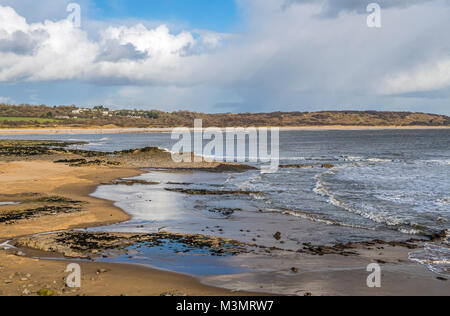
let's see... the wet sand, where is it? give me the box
[0,160,256,296]
[0,142,448,296]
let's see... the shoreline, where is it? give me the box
[0,125,449,135]
[0,140,448,296]
[0,159,259,296]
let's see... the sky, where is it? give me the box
[0,0,448,114]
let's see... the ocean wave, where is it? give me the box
[85,142,106,146]
[423,159,450,166]
[312,167,428,235]
[409,243,450,276]
[281,209,376,231]
[366,158,394,163]
[280,156,339,162]
[339,155,393,163]
[437,197,450,205]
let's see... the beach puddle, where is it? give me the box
[97,240,249,276]
[0,202,20,206]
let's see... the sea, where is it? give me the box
[2,129,449,293]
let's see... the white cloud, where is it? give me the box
[0,96,9,103]
[377,57,450,95]
[0,1,449,114]
[0,5,223,85]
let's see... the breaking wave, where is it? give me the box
[409,243,450,276]
[313,166,428,235]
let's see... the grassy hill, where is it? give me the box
[0,104,448,128]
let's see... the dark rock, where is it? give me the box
[279,164,314,169]
[165,188,261,196]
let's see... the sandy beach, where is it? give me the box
[0,139,448,296]
[0,143,257,296]
[0,125,449,135]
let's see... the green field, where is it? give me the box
[0,117,59,123]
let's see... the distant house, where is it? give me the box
[72,108,90,114]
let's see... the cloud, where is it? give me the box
[0,1,449,115]
[0,30,41,55]
[96,41,148,62]
[377,57,450,95]
[284,0,449,17]
[223,0,450,113]
[0,5,227,85]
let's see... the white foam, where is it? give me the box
[437,197,450,205]
[428,159,450,166]
[409,243,450,276]
[339,156,393,163]
[366,158,393,163]
[312,165,425,234]
[281,209,376,230]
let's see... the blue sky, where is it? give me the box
[91,0,240,32]
[0,0,449,115]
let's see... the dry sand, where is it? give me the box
[0,160,448,296]
[0,161,255,296]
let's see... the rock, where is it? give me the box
[37,289,54,296]
[321,164,335,169]
[431,229,450,241]
[96,269,108,274]
[4,280,12,284]
[22,289,31,295]
[279,164,314,169]
[273,232,282,241]
[291,267,299,273]
[436,277,447,282]
[15,251,24,257]
[304,292,312,297]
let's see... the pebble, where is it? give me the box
[273,232,282,241]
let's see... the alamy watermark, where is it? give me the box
[367,263,381,288]
[171,119,280,173]
[367,3,382,28]
[67,3,81,28]
[65,263,81,288]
